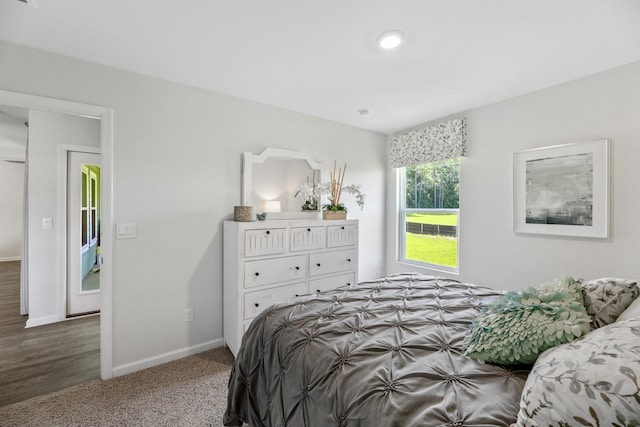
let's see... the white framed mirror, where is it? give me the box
[242,148,323,219]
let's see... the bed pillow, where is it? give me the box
[581,278,639,328]
[464,277,591,365]
[514,317,640,427]
[616,287,640,322]
[582,277,639,329]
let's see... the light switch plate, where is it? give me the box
[42,218,53,229]
[116,223,136,239]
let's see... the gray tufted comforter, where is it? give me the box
[224,274,529,427]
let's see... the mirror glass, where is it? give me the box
[243,148,322,218]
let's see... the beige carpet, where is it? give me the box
[0,346,235,427]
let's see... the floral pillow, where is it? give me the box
[465,277,591,365]
[514,317,640,426]
[581,278,639,328]
[616,288,640,322]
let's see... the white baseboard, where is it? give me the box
[0,256,21,262]
[112,338,224,377]
[26,314,61,328]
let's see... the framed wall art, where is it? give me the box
[514,139,609,238]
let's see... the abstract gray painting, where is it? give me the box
[525,153,593,226]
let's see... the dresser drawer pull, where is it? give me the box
[347,283,351,286]
[266,230,270,235]
[307,228,311,232]
[347,258,351,262]
[316,263,321,267]
[341,226,345,229]
[254,272,260,276]
[254,303,259,307]
[295,294,300,297]
[316,289,321,293]
[295,266,300,270]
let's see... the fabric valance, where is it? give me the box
[389,117,467,168]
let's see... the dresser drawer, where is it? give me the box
[327,224,357,247]
[244,255,307,288]
[244,282,308,320]
[244,228,287,257]
[290,226,325,252]
[309,249,356,277]
[310,272,355,293]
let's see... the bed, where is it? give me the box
[224,274,640,427]
[224,274,529,426]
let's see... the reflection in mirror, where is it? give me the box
[242,148,322,219]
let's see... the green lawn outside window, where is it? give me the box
[404,212,458,268]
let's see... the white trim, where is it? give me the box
[89,168,98,245]
[57,145,101,324]
[0,90,107,119]
[112,339,224,377]
[25,314,60,328]
[66,151,101,316]
[25,312,99,328]
[386,162,462,278]
[0,256,22,262]
[99,108,114,380]
[0,89,114,380]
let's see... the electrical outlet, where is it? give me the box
[184,307,194,322]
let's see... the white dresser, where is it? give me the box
[223,218,358,356]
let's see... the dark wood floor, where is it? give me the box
[0,260,100,406]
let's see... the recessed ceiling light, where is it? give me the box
[358,109,371,116]
[377,30,405,50]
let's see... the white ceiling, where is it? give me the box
[1,0,639,134]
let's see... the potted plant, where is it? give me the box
[322,161,365,220]
[294,170,319,211]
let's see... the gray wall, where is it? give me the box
[387,61,640,290]
[26,110,100,325]
[0,41,387,372]
[0,109,27,261]
[0,160,23,260]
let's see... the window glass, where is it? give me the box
[82,170,88,207]
[401,158,459,270]
[82,209,88,246]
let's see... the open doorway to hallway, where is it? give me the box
[0,101,105,405]
[0,89,114,382]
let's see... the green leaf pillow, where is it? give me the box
[464,277,591,365]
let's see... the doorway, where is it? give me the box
[0,112,103,404]
[68,151,101,316]
[0,89,114,380]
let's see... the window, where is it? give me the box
[81,168,88,248]
[387,117,466,275]
[400,159,460,272]
[89,170,98,244]
[81,165,99,252]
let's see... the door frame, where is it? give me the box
[0,89,114,380]
[66,150,101,316]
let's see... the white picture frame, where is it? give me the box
[514,139,609,238]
